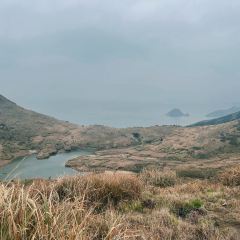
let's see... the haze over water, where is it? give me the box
[34,99,209,128]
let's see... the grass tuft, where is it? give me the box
[140,169,177,187]
[0,170,239,239]
[217,165,240,186]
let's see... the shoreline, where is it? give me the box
[0,148,95,180]
[0,147,96,171]
[0,154,31,170]
[0,160,11,168]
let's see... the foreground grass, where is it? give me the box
[0,167,240,240]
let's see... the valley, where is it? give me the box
[0,94,176,168]
[1,94,240,239]
[67,120,240,173]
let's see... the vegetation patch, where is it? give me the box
[218,165,240,186]
[173,199,204,218]
[0,170,240,239]
[140,169,177,187]
[177,168,219,179]
[55,173,143,207]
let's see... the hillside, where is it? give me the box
[67,120,240,173]
[1,167,240,239]
[191,111,240,127]
[1,95,240,239]
[1,93,240,174]
[0,94,176,166]
[206,106,240,118]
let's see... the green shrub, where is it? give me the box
[120,200,144,213]
[173,199,204,218]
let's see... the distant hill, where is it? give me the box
[166,108,189,118]
[206,106,240,118]
[190,111,240,127]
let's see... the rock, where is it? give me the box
[166,108,189,118]
[64,145,72,152]
[37,146,57,159]
[37,152,50,159]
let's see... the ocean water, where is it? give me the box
[0,150,91,180]
[38,100,210,128]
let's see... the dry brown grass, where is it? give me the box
[0,171,239,240]
[218,165,240,186]
[140,169,177,187]
[55,173,142,207]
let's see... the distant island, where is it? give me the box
[166,108,189,118]
[206,106,240,118]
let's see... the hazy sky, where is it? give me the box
[1,0,240,125]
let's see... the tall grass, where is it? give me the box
[0,171,238,239]
[0,173,142,240]
[140,169,177,187]
[218,165,240,186]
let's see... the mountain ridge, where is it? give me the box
[206,106,240,118]
[190,111,240,127]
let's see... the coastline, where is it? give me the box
[0,151,37,171]
[0,160,11,168]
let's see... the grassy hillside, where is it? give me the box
[0,94,81,163]
[1,95,240,239]
[1,167,240,239]
[67,120,240,172]
[206,106,240,118]
[0,94,176,165]
[190,111,240,127]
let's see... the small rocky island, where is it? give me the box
[166,108,189,118]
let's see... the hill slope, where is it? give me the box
[0,94,81,164]
[0,95,176,165]
[206,106,240,118]
[191,111,240,127]
[67,121,240,173]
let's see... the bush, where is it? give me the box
[173,199,204,218]
[55,173,143,207]
[217,166,240,186]
[0,173,143,240]
[140,169,177,187]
